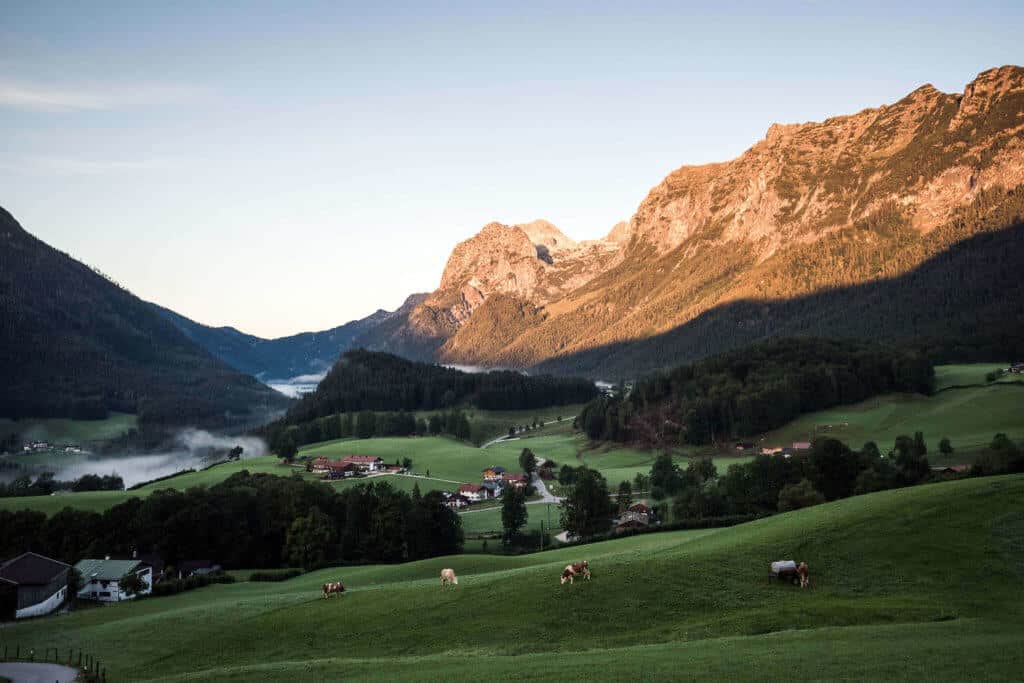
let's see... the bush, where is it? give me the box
[778,479,826,512]
[149,572,235,597]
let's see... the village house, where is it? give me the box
[458,483,490,502]
[761,446,784,456]
[792,442,812,450]
[328,462,356,479]
[628,502,652,516]
[482,481,504,498]
[1010,362,1024,374]
[735,442,755,451]
[311,457,332,475]
[501,472,529,490]
[443,494,470,510]
[537,460,556,480]
[75,557,153,602]
[383,464,405,473]
[0,552,70,620]
[482,466,506,481]
[341,455,384,473]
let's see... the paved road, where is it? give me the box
[0,663,79,683]
[479,417,574,449]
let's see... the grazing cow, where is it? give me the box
[770,560,810,588]
[322,580,346,599]
[560,560,591,585]
[796,562,810,588]
[440,568,458,587]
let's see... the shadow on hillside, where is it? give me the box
[534,222,1024,379]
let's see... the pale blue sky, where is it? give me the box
[2,1,1021,337]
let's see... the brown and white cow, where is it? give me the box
[440,568,458,587]
[560,561,591,585]
[322,580,346,598]
[796,562,810,588]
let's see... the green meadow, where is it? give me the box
[3,364,1022,518]
[3,475,1023,681]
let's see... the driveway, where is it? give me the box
[0,663,80,683]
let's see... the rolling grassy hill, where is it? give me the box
[3,475,1023,681]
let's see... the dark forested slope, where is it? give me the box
[283,349,597,425]
[0,207,290,428]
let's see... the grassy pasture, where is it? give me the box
[758,383,1024,456]
[2,475,1022,681]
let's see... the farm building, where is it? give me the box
[342,455,384,473]
[327,462,356,479]
[761,446,783,455]
[628,502,652,515]
[482,466,506,481]
[792,442,812,450]
[384,464,405,473]
[311,457,333,475]
[75,558,153,602]
[458,483,490,502]
[0,552,70,620]
[443,494,470,509]
[618,510,651,527]
[501,472,529,489]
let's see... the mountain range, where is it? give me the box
[166,65,1024,380]
[3,66,1023,428]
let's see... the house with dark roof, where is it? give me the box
[0,552,70,619]
[482,466,506,481]
[75,557,152,602]
[501,472,529,489]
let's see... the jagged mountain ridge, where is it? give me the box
[374,65,1024,377]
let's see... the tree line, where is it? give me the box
[555,431,1024,540]
[578,338,934,447]
[0,471,463,570]
[0,472,124,498]
[282,349,597,426]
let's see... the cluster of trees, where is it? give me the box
[578,339,934,446]
[268,409,474,458]
[0,472,124,498]
[282,350,596,426]
[658,432,1022,522]
[0,471,463,570]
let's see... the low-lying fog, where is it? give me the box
[50,429,269,488]
[266,373,325,398]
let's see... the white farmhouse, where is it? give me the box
[74,557,153,602]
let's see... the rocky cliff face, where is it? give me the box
[378,66,1024,376]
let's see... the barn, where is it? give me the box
[0,552,70,620]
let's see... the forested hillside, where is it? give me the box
[0,207,290,429]
[579,338,934,446]
[283,349,597,425]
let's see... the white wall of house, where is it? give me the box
[15,585,66,619]
[79,567,152,602]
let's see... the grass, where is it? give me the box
[0,412,137,446]
[758,382,1024,457]
[933,362,1012,390]
[2,474,1023,681]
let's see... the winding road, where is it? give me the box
[0,663,79,683]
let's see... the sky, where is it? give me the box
[2,1,1021,338]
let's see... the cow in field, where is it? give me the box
[560,561,591,585]
[440,568,458,587]
[770,560,810,588]
[322,581,346,598]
